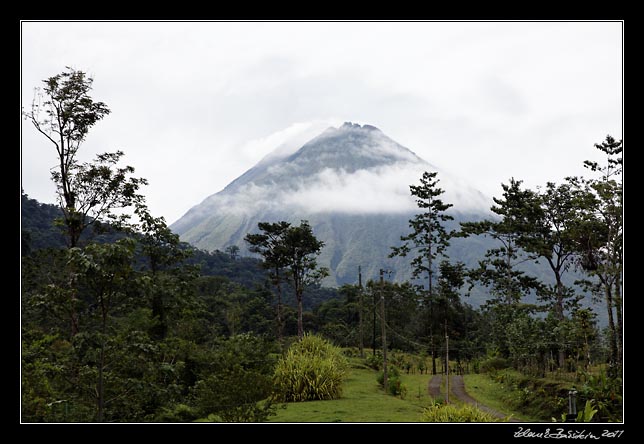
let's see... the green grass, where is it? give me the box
[399,372,435,405]
[268,365,435,422]
[267,352,585,423]
[463,373,540,422]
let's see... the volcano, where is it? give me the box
[171,122,493,287]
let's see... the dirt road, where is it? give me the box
[427,374,518,421]
[428,375,442,398]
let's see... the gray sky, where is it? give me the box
[20,21,623,224]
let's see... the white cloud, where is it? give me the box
[205,158,493,217]
[20,22,622,224]
[242,119,342,166]
[282,164,421,214]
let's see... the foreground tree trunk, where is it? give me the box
[614,278,623,370]
[555,274,566,368]
[296,291,304,339]
[604,284,618,378]
[275,269,284,345]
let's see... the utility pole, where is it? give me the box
[358,266,364,358]
[428,193,436,376]
[445,320,450,404]
[380,269,388,392]
[372,275,376,357]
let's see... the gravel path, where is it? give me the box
[428,375,442,398]
[427,374,519,422]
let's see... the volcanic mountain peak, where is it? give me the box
[223,122,426,195]
[170,121,496,286]
[288,121,423,165]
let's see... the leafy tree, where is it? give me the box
[435,261,466,313]
[133,203,193,339]
[570,135,623,375]
[248,220,328,339]
[66,238,138,421]
[390,171,454,292]
[568,308,598,371]
[245,221,291,343]
[192,334,277,422]
[23,68,146,337]
[458,179,543,361]
[24,69,110,239]
[432,260,470,373]
[191,275,274,339]
[532,181,583,323]
[23,68,146,248]
[225,245,240,260]
[482,178,581,368]
[358,280,420,354]
[283,221,329,338]
[390,171,453,374]
[493,308,550,376]
[21,247,72,334]
[315,286,358,347]
[459,180,543,307]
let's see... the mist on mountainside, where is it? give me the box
[171,122,495,291]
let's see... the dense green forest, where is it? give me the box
[21,68,622,423]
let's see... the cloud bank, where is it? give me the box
[207,160,493,217]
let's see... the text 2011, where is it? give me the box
[602,430,624,439]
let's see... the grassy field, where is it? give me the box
[268,354,576,423]
[463,373,541,422]
[267,359,542,423]
[268,365,435,422]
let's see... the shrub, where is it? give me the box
[273,333,348,402]
[192,334,276,422]
[421,402,501,422]
[390,350,407,368]
[388,377,408,398]
[377,365,400,385]
[365,352,382,370]
[342,347,360,358]
[552,400,598,423]
[578,371,623,422]
[417,355,428,374]
[472,359,481,374]
[479,356,510,373]
[376,366,407,398]
[155,403,199,422]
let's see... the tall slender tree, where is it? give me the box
[570,135,623,376]
[488,178,582,367]
[459,180,544,360]
[24,68,146,248]
[23,68,146,336]
[390,171,453,374]
[282,221,328,339]
[246,220,327,339]
[533,182,582,323]
[25,69,110,241]
[460,179,543,306]
[245,221,292,343]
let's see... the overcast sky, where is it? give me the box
[20,21,623,224]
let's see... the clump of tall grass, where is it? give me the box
[273,333,348,402]
[421,402,502,422]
